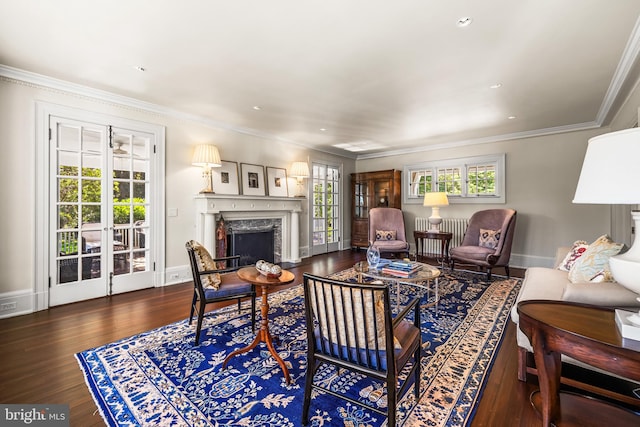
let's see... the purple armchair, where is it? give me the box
[449,209,517,279]
[368,207,410,258]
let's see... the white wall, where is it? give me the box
[0,75,354,315]
[356,81,640,268]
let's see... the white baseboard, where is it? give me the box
[0,289,35,319]
[510,253,555,269]
[164,265,192,286]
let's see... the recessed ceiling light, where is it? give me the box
[133,66,146,72]
[252,106,261,110]
[490,83,502,89]
[457,17,473,27]
[320,128,327,132]
[508,115,517,120]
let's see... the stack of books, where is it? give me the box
[381,261,423,278]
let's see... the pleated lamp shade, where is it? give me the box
[192,144,221,167]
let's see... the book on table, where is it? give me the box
[381,261,423,277]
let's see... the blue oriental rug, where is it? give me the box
[76,269,521,426]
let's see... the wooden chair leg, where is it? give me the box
[302,356,315,425]
[387,376,397,427]
[194,305,205,346]
[189,292,197,324]
[505,265,511,278]
[517,347,528,381]
[486,268,492,280]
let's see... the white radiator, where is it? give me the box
[414,217,469,255]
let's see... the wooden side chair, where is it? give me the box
[301,273,421,427]
[185,240,256,345]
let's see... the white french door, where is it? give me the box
[49,116,156,306]
[311,162,341,255]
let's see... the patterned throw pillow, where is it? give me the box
[557,240,589,271]
[376,230,397,241]
[189,240,222,290]
[568,235,623,283]
[478,229,501,249]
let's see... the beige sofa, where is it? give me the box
[510,246,640,400]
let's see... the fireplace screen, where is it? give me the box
[227,226,275,266]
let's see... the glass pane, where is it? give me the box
[82,255,100,279]
[81,228,102,254]
[58,205,78,229]
[114,252,130,275]
[58,231,79,255]
[134,223,146,249]
[133,182,146,199]
[58,177,78,203]
[58,125,80,151]
[81,179,101,203]
[134,205,147,223]
[114,228,128,248]
[132,251,146,272]
[82,129,102,153]
[82,153,101,178]
[114,158,131,179]
[114,180,131,200]
[83,205,101,225]
[132,135,150,158]
[58,258,78,283]
[114,205,131,225]
[59,152,79,175]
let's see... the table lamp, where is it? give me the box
[573,128,640,325]
[423,192,449,230]
[192,144,221,193]
[290,161,310,197]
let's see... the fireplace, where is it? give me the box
[228,225,276,265]
[194,194,302,264]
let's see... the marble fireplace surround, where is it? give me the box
[194,194,303,264]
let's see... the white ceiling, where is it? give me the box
[2,0,640,159]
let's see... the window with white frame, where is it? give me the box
[403,154,505,204]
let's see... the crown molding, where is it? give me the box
[0,64,357,160]
[596,15,640,125]
[355,121,601,160]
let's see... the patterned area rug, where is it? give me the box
[76,269,521,426]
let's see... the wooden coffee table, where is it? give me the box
[222,266,295,384]
[517,300,640,426]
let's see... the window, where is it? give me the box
[403,154,505,204]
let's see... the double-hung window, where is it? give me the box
[404,153,505,204]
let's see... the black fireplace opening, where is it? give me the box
[227,226,275,266]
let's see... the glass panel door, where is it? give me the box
[51,118,108,305]
[312,162,341,255]
[49,118,155,306]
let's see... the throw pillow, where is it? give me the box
[376,230,397,241]
[557,240,589,271]
[189,240,222,290]
[309,279,401,351]
[568,235,623,283]
[479,229,501,249]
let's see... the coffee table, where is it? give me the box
[355,260,441,313]
[517,300,640,426]
[222,266,296,384]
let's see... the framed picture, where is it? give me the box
[212,160,240,195]
[266,167,289,197]
[240,163,266,196]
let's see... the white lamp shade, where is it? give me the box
[290,161,310,178]
[573,128,640,204]
[423,192,449,207]
[192,144,221,167]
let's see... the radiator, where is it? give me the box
[414,217,469,255]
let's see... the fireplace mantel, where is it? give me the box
[194,194,304,263]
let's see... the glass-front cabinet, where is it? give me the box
[350,169,401,249]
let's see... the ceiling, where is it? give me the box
[2,1,640,159]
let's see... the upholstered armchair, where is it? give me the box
[449,209,517,279]
[301,273,421,427]
[368,207,410,258]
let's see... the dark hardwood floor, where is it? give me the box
[0,250,542,426]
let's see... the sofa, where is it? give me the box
[511,243,640,401]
